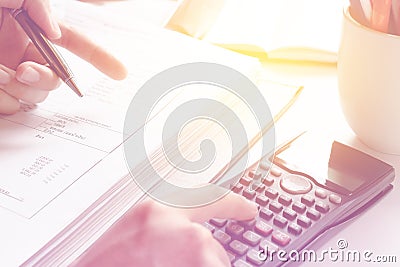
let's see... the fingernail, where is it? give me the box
[0,69,10,85]
[19,67,40,84]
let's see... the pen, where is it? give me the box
[10,8,83,97]
[371,0,392,32]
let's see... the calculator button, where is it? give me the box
[261,176,274,186]
[297,215,312,228]
[280,174,312,194]
[213,230,231,246]
[278,194,292,206]
[273,215,288,228]
[272,230,291,247]
[283,208,297,221]
[209,218,227,227]
[203,222,215,233]
[246,249,264,266]
[292,201,306,214]
[269,201,283,213]
[270,166,282,177]
[301,195,315,206]
[239,176,252,186]
[226,222,245,238]
[253,183,266,193]
[233,259,252,267]
[229,240,249,256]
[306,208,321,221]
[315,201,330,213]
[231,183,244,194]
[254,221,273,236]
[260,240,279,254]
[329,193,342,204]
[255,194,269,206]
[265,188,279,199]
[288,223,302,236]
[226,251,236,263]
[260,207,274,220]
[248,169,262,180]
[243,188,256,200]
[315,188,327,199]
[239,219,257,229]
[243,231,262,246]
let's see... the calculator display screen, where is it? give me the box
[275,133,392,195]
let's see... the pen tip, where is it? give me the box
[66,78,84,97]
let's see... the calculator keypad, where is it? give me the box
[205,160,343,267]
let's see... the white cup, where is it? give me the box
[338,7,400,154]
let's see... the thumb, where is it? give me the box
[180,187,258,223]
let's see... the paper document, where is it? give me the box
[0,1,264,266]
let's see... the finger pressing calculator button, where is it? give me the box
[297,215,312,228]
[213,230,231,246]
[243,231,262,246]
[203,222,215,233]
[329,194,342,205]
[280,174,312,194]
[239,219,257,229]
[292,201,306,214]
[209,218,227,227]
[254,221,273,236]
[260,207,274,220]
[306,208,321,221]
[265,188,279,199]
[226,222,245,238]
[246,249,264,266]
[227,251,236,263]
[272,230,291,247]
[301,195,315,207]
[229,240,249,256]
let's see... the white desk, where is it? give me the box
[261,61,399,266]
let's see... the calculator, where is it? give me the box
[204,131,395,267]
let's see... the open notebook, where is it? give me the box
[166,0,345,63]
[0,1,303,266]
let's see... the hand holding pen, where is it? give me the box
[0,0,127,115]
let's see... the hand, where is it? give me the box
[72,192,258,267]
[0,0,127,114]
